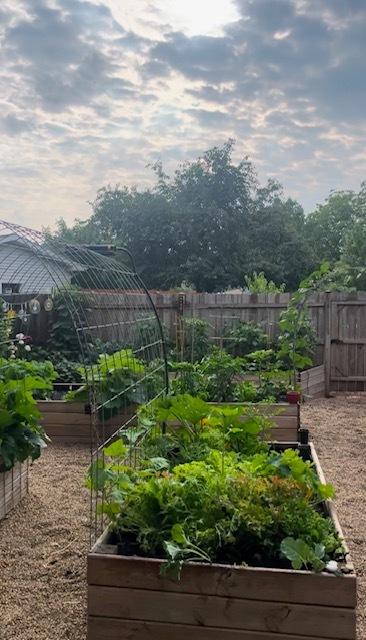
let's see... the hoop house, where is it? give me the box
[0,220,168,539]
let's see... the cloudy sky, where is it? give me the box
[1,0,365,229]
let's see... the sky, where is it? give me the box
[0,0,365,229]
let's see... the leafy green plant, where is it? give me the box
[170,361,203,397]
[245,272,286,294]
[0,362,50,469]
[223,321,268,357]
[276,266,329,387]
[280,538,326,572]
[199,348,244,402]
[179,318,210,363]
[90,433,342,576]
[47,287,83,357]
[65,348,149,417]
[0,357,57,399]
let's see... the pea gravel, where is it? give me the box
[302,395,366,640]
[0,396,365,639]
[0,444,90,640]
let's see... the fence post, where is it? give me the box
[324,291,331,397]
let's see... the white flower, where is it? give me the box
[25,345,31,352]
[10,354,16,359]
[18,340,24,345]
[15,333,24,340]
[326,560,339,573]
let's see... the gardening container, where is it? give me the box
[286,390,301,404]
[87,443,357,640]
[0,459,29,521]
[37,400,137,444]
[208,401,300,442]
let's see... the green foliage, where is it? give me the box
[171,350,289,403]
[90,413,341,574]
[0,358,57,400]
[198,348,244,402]
[280,538,326,572]
[180,318,210,363]
[276,265,330,386]
[48,288,82,356]
[55,142,315,292]
[223,321,268,357]
[170,361,203,397]
[0,360,50,469]
[65,349,162,417]
[245,272,286,294]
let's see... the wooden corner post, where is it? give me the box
[324,291,331,397]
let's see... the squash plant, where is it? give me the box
[0,361,51,470]
[65,348,149,418]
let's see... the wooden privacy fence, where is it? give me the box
[150,290,366,393]
[33,290,366,392]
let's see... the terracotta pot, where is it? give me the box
[286,390,301,404]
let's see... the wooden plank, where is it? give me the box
[40,413,91,425]
[330,376,366,382]
[87,553,356,608]
[209,403,298,416]
[37,401,86,413]
[0,460,29,520]
[88,617,350,640]
[88,585,355,638]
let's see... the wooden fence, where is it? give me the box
[32,290,366,392]
[148,291,366,393]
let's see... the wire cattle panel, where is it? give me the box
[0,220,168,543]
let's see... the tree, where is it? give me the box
[305,191,357,263]
[54,141,315,292]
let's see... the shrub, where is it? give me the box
[223,321,268,357]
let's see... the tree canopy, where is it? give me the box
[54,141,365,292]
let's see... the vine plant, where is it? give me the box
[277,263,330,389]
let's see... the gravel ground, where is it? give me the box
[302,395,366,640]
[0,444,90,640]
[0,397,365,640]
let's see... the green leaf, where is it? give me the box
[171,524,187,545]
[280,537,310,570]
[103,439,127,459]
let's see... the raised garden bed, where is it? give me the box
[0,459,29,521]
[209,402,300,442]
[298,365,325,401]
[87,443,356,640]
[38,400,137,444]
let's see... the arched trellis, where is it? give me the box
[0,219,169,541]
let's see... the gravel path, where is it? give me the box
[303,395,366,640]
[0,444,90,640]
[0,397,365,639]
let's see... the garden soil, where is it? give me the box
[0,396,365,639]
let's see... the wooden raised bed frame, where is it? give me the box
[87,443,356,640]
[38,401,136,445]
[0,459,29,521]
[38,401,299,444]
[298,365,325,400]
[209,402,300,442]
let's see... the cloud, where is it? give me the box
[0,0,365,229]
[0,113,33,135]
[3,0,140,112]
